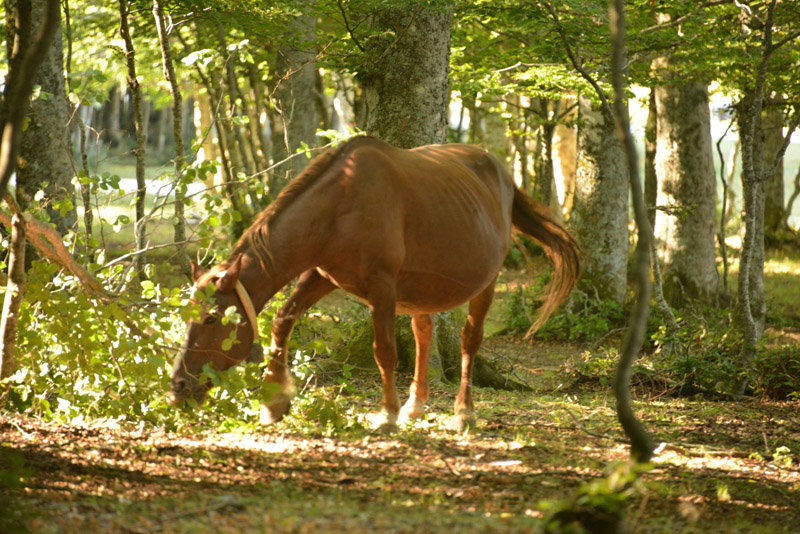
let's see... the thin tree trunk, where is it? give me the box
[107,85,124,147]
[733,1,776,398]
[182,35,251,237]
[0,212,26,379]
[716,128,736,305]
[246,62,271,170]
[553,99,577,215]
[64,0,93,258]
[644,88,657,231]
[216,23,254,178]
[609,0,654,465]
[783,164,800,228]
[153,0,191,278]
[763,105,785,234]
[118,0,147,279]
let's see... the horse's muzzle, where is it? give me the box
[166,377,190,407]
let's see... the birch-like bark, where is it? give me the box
[733,0,776,399]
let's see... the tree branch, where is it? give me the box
[1,196,115,301]
[545,2,613,118]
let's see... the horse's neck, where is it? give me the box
[242,190,336,310]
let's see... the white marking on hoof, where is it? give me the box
[369,411,399,433]
[260,392,292,425]
[447,412,476,432]
[399,398,426,422]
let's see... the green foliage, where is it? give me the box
[542,461,650,534]
[0,448,30,492]
[561,348,619,388]
[752,346,800,400]
[527,282,626,341]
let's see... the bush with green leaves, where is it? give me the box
[505,278,626,341]
[753,346,800,400]
[0,148,366,433]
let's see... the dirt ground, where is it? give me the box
[2,334,799,534]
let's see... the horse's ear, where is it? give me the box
[191,261,204,282]
[215,254,242,293]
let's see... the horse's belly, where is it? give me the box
[393,268,498,314]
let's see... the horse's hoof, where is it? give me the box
[369,412,399,434]
[447,413,476,432]
[398,402,426,422]
[374,422,399,434]
[260,393,291,425]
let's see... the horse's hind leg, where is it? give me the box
[451,280,496,431]
[261,268,336,425]
[399,313,433,422]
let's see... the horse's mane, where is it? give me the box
[228,139,355,273]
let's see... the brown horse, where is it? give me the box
[168,136,580,431]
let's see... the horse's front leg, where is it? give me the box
[367,276,401,432]
[261,269,335,425]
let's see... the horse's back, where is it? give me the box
[319,137,514,312]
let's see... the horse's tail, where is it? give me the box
[511,187,582,337]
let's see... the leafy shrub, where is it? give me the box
[512,279,626,341]
[753,346,800,400]
[560,349,619,387]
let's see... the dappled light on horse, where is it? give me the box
[168,136,581,431]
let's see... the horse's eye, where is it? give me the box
[203,314,218,325]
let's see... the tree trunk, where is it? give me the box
[762,105,785,234]
[360,4,482,382]
[194,91,221,183]
[118,0,147,279]
[737,91,767,349]
[107,85,124,147]
[644,87,658,231]
[246,62,271,170]
[362,6,451,148]
[653,75,718,306]
[269,3,318,192]
[570,95,629,304]
[553,101,577,216]
[189,53,250,237]
[216,23,258,183]
[11,0,76,234]
[153,0,191,279]
[480,102,509,164]
[0,212,26,379]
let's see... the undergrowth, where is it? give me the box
[506,277,800,400]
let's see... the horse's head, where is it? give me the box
[167,254,257,408]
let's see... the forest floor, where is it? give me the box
[2,327,799,534]
[3,195,800,532]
